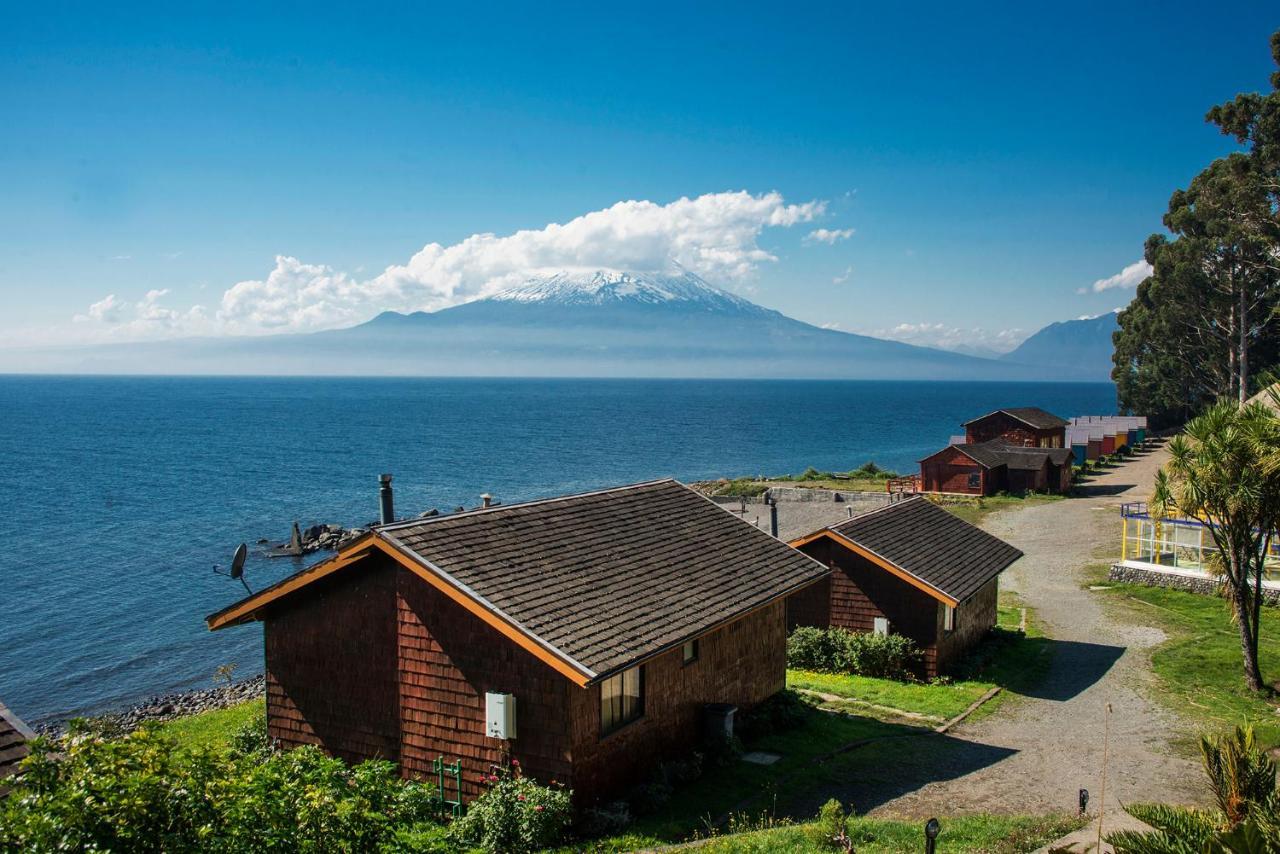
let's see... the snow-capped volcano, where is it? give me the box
[483,269,770,315]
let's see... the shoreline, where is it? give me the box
[35,676,265,737]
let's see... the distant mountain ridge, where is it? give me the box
[1000,312,1119,380]
[0,268,1112,380]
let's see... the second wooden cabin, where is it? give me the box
[786,497,1023,678]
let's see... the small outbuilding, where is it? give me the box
[963,407,1069,448]
[0,699,35,795]
[918,440,1074,496]
[207,479,828,805]
[786,497,1023,677]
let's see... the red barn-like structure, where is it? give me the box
[964,407,1069,448]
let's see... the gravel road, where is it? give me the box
[812,444,1208,843]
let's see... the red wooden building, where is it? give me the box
[786,497,1023,677]
[207,479,828,805]
[963,407,1069,448]
[0,699,35,796]
[919,440,1073,496]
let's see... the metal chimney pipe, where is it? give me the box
[379,474,394,525]
[767,494,779,538]
[481,493,492,509]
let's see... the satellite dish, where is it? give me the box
[230,543,247,580]
[214,543,253,595]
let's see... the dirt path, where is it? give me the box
[825,446,1207,837]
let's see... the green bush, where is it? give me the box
[448,760,573,853]
[0,720,440,853]
[787,626,923,680]
[736,689,809,742]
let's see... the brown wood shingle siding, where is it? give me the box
[264,563,400,764]
[567,600,787,803]
[964,411,1066,448]
[396,563,574,803]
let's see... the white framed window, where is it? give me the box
[600,665,644,736]
[943,604,956,632]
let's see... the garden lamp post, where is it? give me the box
[925,818,940,854]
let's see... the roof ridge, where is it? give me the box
[376,477,679,532]
[832,495,923,529]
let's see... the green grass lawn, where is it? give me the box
[589,704,907,850]
[1097,583,1280,749]
[157,698,264,751]
[787,602,1051,725]
[694,813,1086,853]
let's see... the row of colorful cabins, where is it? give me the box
[918,407,1149,497]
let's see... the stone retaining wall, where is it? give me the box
[1108,563,1280,605]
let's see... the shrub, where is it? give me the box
[787,626,922,680]
[808,799,855,852]
[578,800,632,838]
[786,626,845,671]
[736,690,808,742]
[228,713,271,758]
[657,752,704,786]
[0,721,440,853]
[627,779,674,816]
[448,761,573,853]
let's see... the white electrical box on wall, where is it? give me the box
[485,692,517,740]
[873,617,889,636]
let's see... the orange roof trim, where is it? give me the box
[788,529,959,607]
[205,533,596,687]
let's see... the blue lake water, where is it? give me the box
[0,376,1116,724]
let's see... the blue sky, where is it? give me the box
[2,2,1277,352]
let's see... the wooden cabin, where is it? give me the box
[0,699,35,796]
[919,440,1073,496]
[207,479,828,806]
[963,407,1069,448]
[787,497,1023,677]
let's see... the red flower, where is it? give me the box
[535,805,545,812]
[511,759,520,766]
[517,794,526,802]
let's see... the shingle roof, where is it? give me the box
[0,700,35,789]
[827,497,1023,603]
[210,479,829,683]
[964,407,1069,430]
[932,440,1072,472]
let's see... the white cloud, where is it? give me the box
[869,322,1026,355]
[66,190,825,341]
[805,227,854,245]
[74,294,125,325]
[1079,259,1152,294]
[71,290,209,340]
[833,266,853,285]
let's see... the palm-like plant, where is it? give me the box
[1109,725,1280,853]
[1151,400,1280,692]
[1201,726,1278,825]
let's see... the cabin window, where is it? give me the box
[682,638,699,665]
[967,472,981,490]
[600,666,644,735]
[943,604,956,632]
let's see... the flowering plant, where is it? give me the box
[448,759,573,852]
